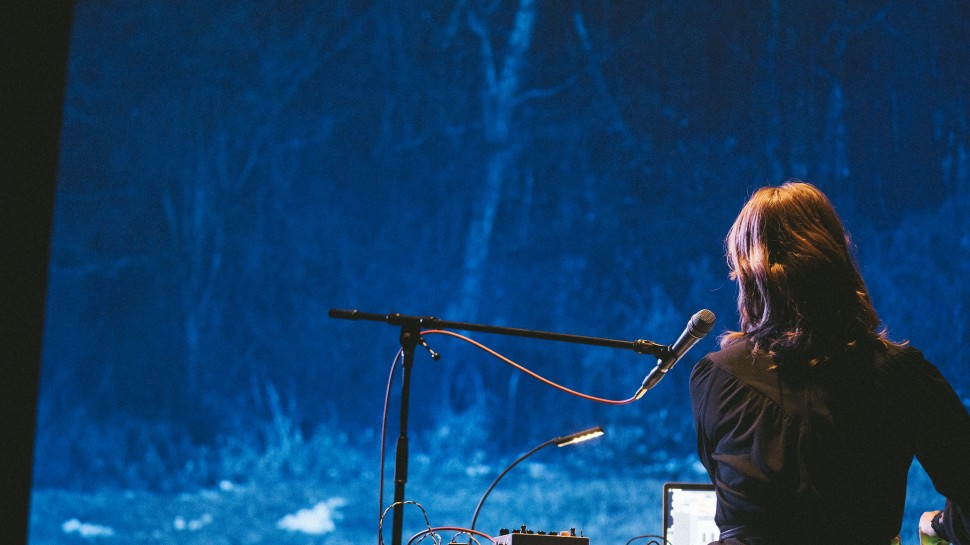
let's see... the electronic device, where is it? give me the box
[492,525,589,545]
[662,482,718,545]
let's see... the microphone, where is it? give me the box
[634,309,716,399]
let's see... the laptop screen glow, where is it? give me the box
[662,483,719,545]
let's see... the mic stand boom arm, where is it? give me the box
[327,308,666,545]
[328,308,667,356]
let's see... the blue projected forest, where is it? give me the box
[31,2,970,544]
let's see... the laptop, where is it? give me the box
[662,482,719,545]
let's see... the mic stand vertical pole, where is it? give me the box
[391,323,419,545]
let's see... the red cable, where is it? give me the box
[420,329,637,405]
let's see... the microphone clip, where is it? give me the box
[632,339,666,358]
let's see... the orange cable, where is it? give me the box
[420,329,637,405]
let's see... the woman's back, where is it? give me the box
[690,339,970,544]
[692,181,970,544]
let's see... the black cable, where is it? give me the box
[469,438,557,532]
[624,535,671,545]
[378,349,404,542]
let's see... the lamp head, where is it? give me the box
[554,426,605,447]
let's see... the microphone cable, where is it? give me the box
[421,329,638,405]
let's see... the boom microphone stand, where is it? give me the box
[328,308,671,545]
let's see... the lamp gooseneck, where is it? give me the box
[469,426,605,533]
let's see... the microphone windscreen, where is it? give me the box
[689,309,717,337]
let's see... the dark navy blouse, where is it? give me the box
[690,340,970,545]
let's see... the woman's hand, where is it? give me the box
[921,511,942,537]
[920,510,948,545]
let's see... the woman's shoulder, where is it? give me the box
[701,337,773,373]
[874,342,949,385]
[691,337,779,397]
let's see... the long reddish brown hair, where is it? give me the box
[721,181,896,365]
